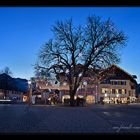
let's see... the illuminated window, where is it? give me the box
[116,89,118,94]
[101,88,108,94]
[86,95,95,104]
[122,89,126,94]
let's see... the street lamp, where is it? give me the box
[28,80,32,106]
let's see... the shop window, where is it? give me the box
[86,95,95,104]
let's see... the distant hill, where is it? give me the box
[0,73,28,93]
[14,78,28,92]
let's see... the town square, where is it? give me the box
[0,7,140,134]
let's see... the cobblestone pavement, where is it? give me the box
[0,104,140,134]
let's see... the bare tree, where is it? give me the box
[0,66,12,76]
[35,15,127,106]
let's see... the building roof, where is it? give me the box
[99,64,137,84]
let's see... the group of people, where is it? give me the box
[43,91,60,105]
[76,96,86,106]
[63,96,86,106]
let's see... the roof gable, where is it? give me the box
[100,64,137,84]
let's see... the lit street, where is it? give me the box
[0,104,140,134]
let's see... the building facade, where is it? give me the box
[98,65,137,104]
[36,65,137,104]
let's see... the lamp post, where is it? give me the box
[28,80,32,106]
[104,93,107,104]
[95,85,98,104]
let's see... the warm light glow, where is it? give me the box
[86,95,95,104]
[37,95,41,98]
[28,80,31,85]
[104,93,107,97]
[83,81,87,86]
[102,88,108,94]
[23,96,28,102]
[63,82,67,86]
[77,95,83,98]
[62,95,70,102]
[122,89,125,94]
[0,99,11,101]
[116,94,119,97]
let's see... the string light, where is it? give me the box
[65,69,69,74]
[78,52,83,57]
[78,73,82,77]
[63,82,67,86]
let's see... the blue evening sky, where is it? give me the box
[0,7,140,82]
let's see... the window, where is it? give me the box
[116,89,118,94]
[118,89,122,94]
[121,81,126,85]
[116,73,122,77]
[114,81,118,85]
[129,91,131,96]
[118,81,121,85]
[122,89,126,94]
[112,89,115,94]
[101,88,108,94]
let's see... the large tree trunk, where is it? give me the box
[69,83,79,106]
[69,87,77,106]
[70,93,75,106]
